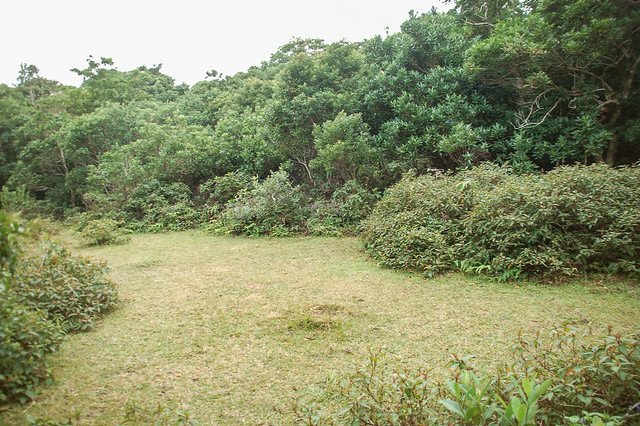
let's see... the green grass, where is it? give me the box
[2,231,639,424]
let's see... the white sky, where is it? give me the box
[0,0,448,87]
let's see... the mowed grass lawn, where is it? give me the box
[3,231,639,425]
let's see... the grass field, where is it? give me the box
[2,231,639,425]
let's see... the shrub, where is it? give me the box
[222,170,309,236]
[294,351,438,425]
[362,165,509,276]
[26,217,61,240]
[78,218,130,246]
[13,242,118,332]
[1,210,24,290]
[198,171,253,208]
[0,187,58,219]
[362,164,640,279]
[308,181,380,236]
[123,181,202,232]
[507,325,640,424]
[0,295,63,404]
[462,164,640,278]
[295,325,639,425]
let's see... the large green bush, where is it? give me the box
[362,164,640,279]
[122,181,203,232]
[362,165,509,276]
[1,211,24,290]
[222,170,310,236]
[13,242,118,332]
[1,214,118,403]
[308,181,380,236]
[0,295,63,404]
[77,218,130,246]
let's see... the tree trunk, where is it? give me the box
[57,143,75,207]
[605,104,623,166]
[605,134,619,166]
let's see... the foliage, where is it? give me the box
[198,171,253,208]
[295,325,639,425]
[122,181,202,232]
[12,242,118,332]
[0,210,24,291]
[294,351,437,425]
[0,295,63,404]
[311,112,381,187]
[362,165,509,276]
[77,218,129,246]
[0,214,118,406]
[25,217,61,240]
[363,164,640,279]
[222,170,310,236]
[507,325,640,424]
[307,181,379,236]
[0,2,638,264]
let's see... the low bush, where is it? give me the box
[1,211,24,290]
[222,170,310,236]
[308,181,379,236]
[362,164,640,279]
[1,213,118,404]
[123,181,203,232]
[77,218,129,246]
[0,295,63,404]
[507,325,640,425]
[0,187,59,219]
[13,242,118,332]
[295,325,640,425]
[198,171,253,208]
[26,217,61,239]
[362,165,508,276]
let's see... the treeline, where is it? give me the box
[0,0,639,235]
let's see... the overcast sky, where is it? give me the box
[0,0,448,87]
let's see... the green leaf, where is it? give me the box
[440,399,464,417]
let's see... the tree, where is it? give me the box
[311,112,381,186]
[466,0,640,165]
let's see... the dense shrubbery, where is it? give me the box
[363,164,640,279]
[295,325,640,425]
[1,211,23,289]
[221,170,310,236]
[122,181,203,232]
[76,218,129,246]
[13,242,118,332]
[0,295,63,404]
[307,181,380,236]
[212,173,379,237]
[0,213,118,403]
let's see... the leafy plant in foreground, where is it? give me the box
[13,242,118,332]
[0,295,63,404]
[295,325,640,425]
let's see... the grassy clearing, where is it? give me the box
[2,231,639,425]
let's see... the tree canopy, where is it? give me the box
[1,0,638,218]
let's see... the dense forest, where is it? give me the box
[1,0,638,234]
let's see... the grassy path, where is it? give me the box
[3,232,639,424]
